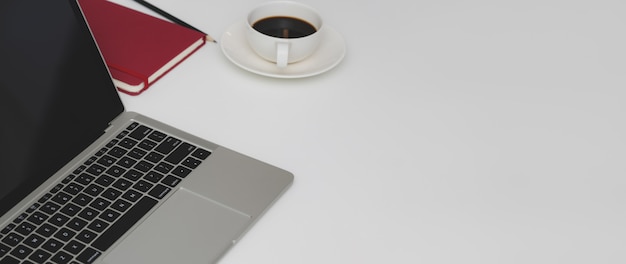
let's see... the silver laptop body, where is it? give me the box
[0,1,293,263]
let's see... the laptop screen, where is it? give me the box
[0,0,124,216]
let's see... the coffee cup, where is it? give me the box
[246,1,323,68]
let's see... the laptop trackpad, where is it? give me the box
[103,188,251,264]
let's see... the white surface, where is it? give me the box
[221,21,346,78]
[109,0,626,263]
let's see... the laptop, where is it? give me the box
[0,0,293,263]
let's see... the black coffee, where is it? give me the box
[252,16,317,38]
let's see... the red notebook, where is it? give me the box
[78,0,206,95]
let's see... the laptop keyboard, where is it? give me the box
[0,122,211,264]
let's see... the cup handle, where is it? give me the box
[276,42,289,68]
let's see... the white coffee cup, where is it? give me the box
[246,1,323,68]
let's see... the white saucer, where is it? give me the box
[220,21,346,78]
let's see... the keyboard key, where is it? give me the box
[73,166,87,175]
[112,178,132,191]
[144,152,164,163]
[49,213,70,227]
[127,148,147,160]
[61,203,81,217]
[76,247,101,264]
[128,125,152,140]
[155,137,181,154]
[51,250,72,263]
[0,256,19,264]
[116,130,129,139]
[1,224,16,235]
[95,174,115,187]
[118,138,138,149]
[15,222,36,236]
[99,209,121,223]
[132,180,153,193]
[95,147,108,157]
[182,157,201,169]
[144,171,165,183]
[86,156,98,165]
[67,218,88,232]
[10,245,33,260]
[106,139,119,148]
[13,213,28,224]
[52,192,72,205]
[122,169,142,181]
[87,219,109,233]
[154,162,173,174]
[96,155,116,167]
[35,224,58,237]
[2,233,24,247]
[84,184,105,197]
[111,199,132,212]
[0,243,9,257]
[148,184,171,199]
[102,188,123,201]
[117,157,138,169]
[148,130,167,142]
[86,164,106,176]
[64,240,86,255]
[108,146,127,158]
[40,202,61,215]
[23,233,45,248]
[63,183,83,195]
[72,194,93,207]
[50,184,64,194]
[161,175,182,187]
[138,139,158,151]
[42,238,64,253]
[79,207,99,221]
[92,197,157,252]
[54,228,76,242]
[164,142,195,164]
[25,204,39,214]
[75,173,95,185]
[27,212,48,225]
[106,165,126,177]
[122,190,141,202]
[126,122,139,131]
[172,166,192,178]
[38,193,53,203]
[28,249,52,263]
[76,229,97,244]
[134,161,154,172]
[191,148,211,160]
[90,198,111,211]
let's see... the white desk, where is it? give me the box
[110,0,626,263]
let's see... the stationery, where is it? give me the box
[133,0,216,43]
[79,0,207,95]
